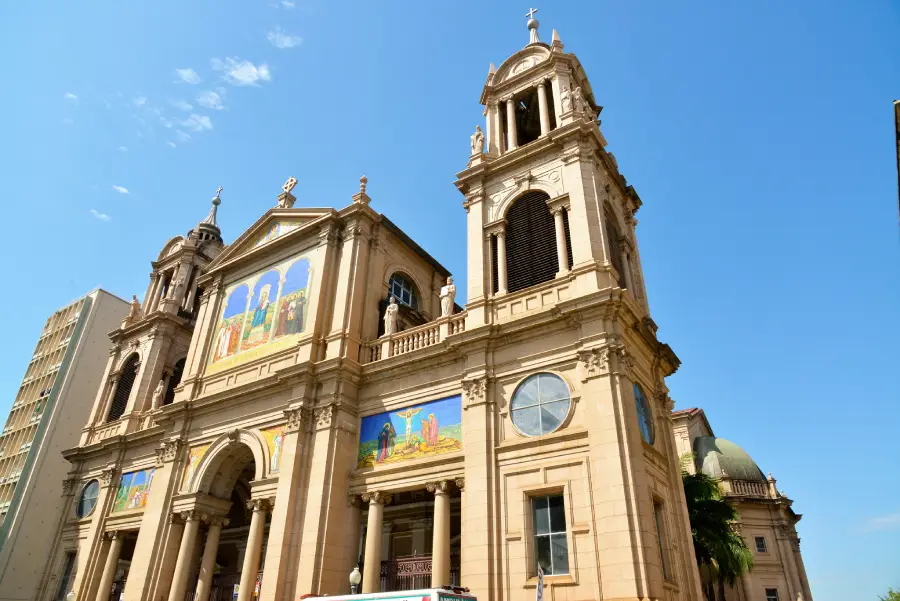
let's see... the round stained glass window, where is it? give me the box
[633,383,654,444]
[510,373,571,437]
[77,480,100,518]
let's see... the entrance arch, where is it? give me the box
[187,428,270,497]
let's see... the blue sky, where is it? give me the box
[0,0,898,598]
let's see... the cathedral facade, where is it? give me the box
[42,16,711,601]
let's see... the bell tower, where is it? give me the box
[456,10,650,329]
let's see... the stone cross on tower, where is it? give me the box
[526,7,540,44]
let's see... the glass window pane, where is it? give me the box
[540,401,568,433]
[548,495,566,532]
[512,377,540,409]
[533,497,550,534]
[512,406,542,436]
[538,374,569,402]
[534,535,551,574]
[550,533,569,574]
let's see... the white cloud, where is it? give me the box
[160,117,173,128]
[267,27,302,49]
[132,96,147,107]
[118,146,128,152]
[170,99,193,111]
[863,512,900,532]
[211,57,272,86]
[175,130,192,142]
[281,0,295,7]
[111,185,130,194]
[63,92,78,102]
[175,68,201,84]
[181,114,212,132]
[197,91,225,110]
[90,209,111,222]
[167,141,177,148]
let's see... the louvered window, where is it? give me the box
[604,209,628,289]
[164,358,185,406]
[107,354,138,422]
[505,191,562,293]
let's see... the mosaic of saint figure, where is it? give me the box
[376,422,397,463]
[396,407,423,448]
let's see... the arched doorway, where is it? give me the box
[169,431,273,601]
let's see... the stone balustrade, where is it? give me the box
[88,421,122,444]
[722,477,769,498]
[359,311,468,365]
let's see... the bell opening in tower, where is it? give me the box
[515,89,541,146]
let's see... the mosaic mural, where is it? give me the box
[261,425,286,473]
[250,221,304,250]
[208,252,313,374]
[182,444,210,490]
[357,395,462,468]
[113,468,155,512]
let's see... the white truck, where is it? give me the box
[303,588,476,601]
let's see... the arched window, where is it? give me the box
[633,383,654,444]
[503,191,570,293]
[107,354,139,422]
[388,273,417,309]
[77,480,100,518]
[164,358,186,406]
[604,207,628,289]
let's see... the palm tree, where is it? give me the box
[681,458,754,601]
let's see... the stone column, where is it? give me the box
[621,247,634,291]
[237,499,270,601]
[168,511,201,601]
[427,481,451,588]
[194,516,228,601]
[505,97,518,151]
[145,272,161,313]
[361,492,391,593]
[551,206,569,275]
[95,532,124,601]
[495,231,508,294]
[537,82,551,135]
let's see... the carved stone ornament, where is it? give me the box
[180,509,202,522]
[227,428,241,443]
[100,467,116,487]
[61,477,79,495]
[282,176,298,195]
[426,480,451,495]
[577,347,610,381]
[284,407,306,433]
[205,515,230,528]
[454,477,465,490]
[246,498,272,512]
[361,491,392,506]
[156,438,183,466]
[314,405,335,429]
[462,378,487,408]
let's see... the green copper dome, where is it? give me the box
[693,437,766,482]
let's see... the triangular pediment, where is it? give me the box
[204,207,335,275]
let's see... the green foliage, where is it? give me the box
[681,455,753,601]
[879,588,900,601]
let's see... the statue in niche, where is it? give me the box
[383,296,399,336]
[151,379,165,410]
[127,295,142,321]
[561,86,572,112]
[470,126,485,155]
[440,277,456,317]
[571,86,586,114]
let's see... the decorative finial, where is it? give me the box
[282,176,298,195]
[352,175,371,205]
[526,8,540,44]
[551,28,564,52]
[202,185,222,226]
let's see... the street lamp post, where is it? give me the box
[349,566,362,595]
